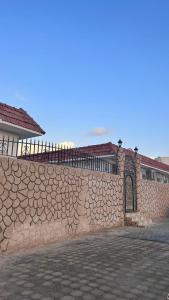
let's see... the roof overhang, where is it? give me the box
[0,120,43,139]
[96,154,116,158]
[141,163,169,175]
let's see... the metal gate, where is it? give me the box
[124,155,137,212]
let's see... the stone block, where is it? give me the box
[21,198,28,209]
[11,160,19,172]
[4,198,12,209]
[15,206,23,215]
[39,183,45,192]
[39,165,45,175]
[40,211,46,222]
[15,168,22,178]
[7,207,13,217]
[29,163,36,173]
[14,176,21,185]
[0,172,6,185]
[0,231,4,242]
[13,198,20,208]
[3,215,12,227]
[17,192,26,202]
[42,198,47,207]
[35,178,41,185]
[20,163,28,173]
[30,207,36,217]
[47,166,54,175]
[34,191,40,200]
[1,206,7,217]
[28,182,35,190]
[11,211,17,222]
[12,184,18,193]
[8,175,14,184]
[46,185,52,193]
[1,238,8,252]
[28,190,34,199]
[30,174,36,182]
[0,183,4,195]
[38,198,42,208]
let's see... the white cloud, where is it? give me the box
[87,127,113,137]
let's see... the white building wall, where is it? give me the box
[0,129,19,156]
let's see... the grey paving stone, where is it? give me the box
[1,220,169,300]
[41,297,54,300]
[60,296,75,300]
[82,294,96,300]
[71,290,84,297]
[31,294,42,299]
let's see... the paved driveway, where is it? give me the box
[1,220,169,300]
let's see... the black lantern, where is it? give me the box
[118,139,123,148]
[134,146,138,154]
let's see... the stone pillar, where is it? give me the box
[135,153,142,211]
[117,147,125,223]
[117,147,125,179]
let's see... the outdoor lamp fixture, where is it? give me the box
[118,139,123,148]
[134,147,138,154]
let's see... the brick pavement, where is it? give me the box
[0,220,169,300]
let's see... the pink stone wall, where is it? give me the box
[139,179,169,219]
[0,156,124,253]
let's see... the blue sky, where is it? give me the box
[0,0,169,157]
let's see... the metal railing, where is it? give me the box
[0,138,118,174]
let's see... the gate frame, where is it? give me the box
[124,171,137,213]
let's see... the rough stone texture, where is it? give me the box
[135,154,142,210]
[139,179,169,219]
[1,152,169,254]
[116,148,125,214]
[0,156,124,253]
[117,148,125,179]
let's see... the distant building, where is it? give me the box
[155,157,169,166]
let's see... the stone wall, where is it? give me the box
[0,156,124,253]
[139,179,169,219]
[2,151,169,253]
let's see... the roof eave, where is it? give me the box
[141,163,169,175]
[0,120,45,139]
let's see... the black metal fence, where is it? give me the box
[0,138,118,174]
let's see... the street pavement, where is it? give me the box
[0,220,169,300]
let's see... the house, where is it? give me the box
[20,140,169,184]
[0,102,45,155]
[155,157,169,166]
[74,142,169,184]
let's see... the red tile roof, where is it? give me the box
[76,142,119,156]
[0,103,45,135]
[76,142,169,173]
[140,154,169,173]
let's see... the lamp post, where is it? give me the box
[118,139,123,148]
[134,147,138,155]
